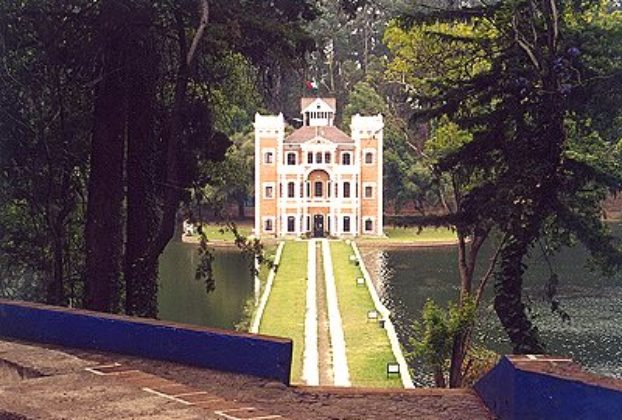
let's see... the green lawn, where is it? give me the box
[330,241,402,388]
[359,226,457,243]
[257,244,277,286]
[200,223,253,242]
[259,241,307,383]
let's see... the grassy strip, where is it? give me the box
[330,241,402,388]
[259,241,307,383]
[200,223,253,242]
[360,226,457,243]
[236,243,277,332]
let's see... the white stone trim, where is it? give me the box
[363,216,375,233]
[285,151,297,165]
[284,214,297,234]
[363,148,376,165]
[262,182,275,200]
[351,241,414,388]
[263,148,276,165]
[262,216,275,233]
[250,241,285,334]
[340,151,353,166]
[363,182,375,200]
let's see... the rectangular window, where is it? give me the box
[365,152,373,164]
[327,181,331,198]
[264,185,273,199]
[287,216,295,232]
[325,152,331,163]
[306,182,310,197]
[342,153,351,165]
[343,216,351,233]
[306,216,310,231]
[316,152,322,164]
[308,152,313,164]
[300,182,304,198]
[264,151,273,164]
[364,219,373,232]
[364,185,373,198]
[265,218,273,232]
[335,183,338,198]
[287,182,295,198]
[343,182,351,198]
[287,153,296,165]
[314,181,323,198]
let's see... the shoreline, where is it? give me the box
[181,234,459,249]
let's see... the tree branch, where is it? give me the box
[186,0,209,66]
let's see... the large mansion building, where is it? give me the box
[254,97,383,237]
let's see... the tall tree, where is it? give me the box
[401,0,622,354]
[0,0,93,306]
[84,0,130,313]
[83,0,317,316]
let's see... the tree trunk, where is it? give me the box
[48,234,64,306]
[237,198,245,219]
[84,3,127,313]
[494,232,545,353]
[124,4,159,317]
[433,366,446,388]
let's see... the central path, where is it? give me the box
[316,240,334,385]
[320,239,351,387]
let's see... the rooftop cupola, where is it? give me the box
[300,97,336,127]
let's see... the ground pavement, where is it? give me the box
[0,339,491,419]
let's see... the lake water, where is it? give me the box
[158,240,253,330]
[158,229,622,386]
[373,224,622,385]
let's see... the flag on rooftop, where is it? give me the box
[305,80,318,92]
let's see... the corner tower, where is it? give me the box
[351,114,384,236]
[254,113,284,236]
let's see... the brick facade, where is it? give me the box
[254,98,383,237]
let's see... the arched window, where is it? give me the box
[265,219,273,231]
[365,219,373,232]
[343,216,351,233]
[365,184,374,198]
[314,181,323,198]
[342,153,351,165]
[343,182,351,198]
[365,152,373,164]
[316,152,322,164]
[287,182,295,198]
[264,151,273,164]
[287,216,295,232]
[287,152,296,165]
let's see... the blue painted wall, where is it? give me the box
[475,356,622,419]
[0,299,292,384]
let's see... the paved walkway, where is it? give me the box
[320,239,351,387]
[302,239,319,386]
[0,338,491,418]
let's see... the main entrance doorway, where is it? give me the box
[313,215,324,238]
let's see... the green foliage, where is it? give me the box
[400,0,622,352]
[409,297,477,386]
[0,0,317,314]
